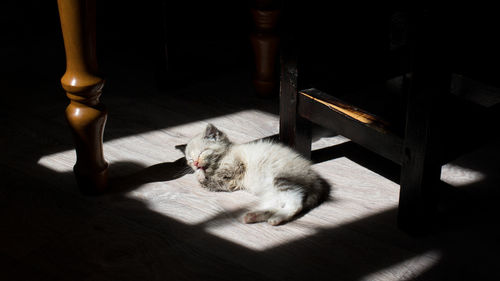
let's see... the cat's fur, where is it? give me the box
[184,124,330,225]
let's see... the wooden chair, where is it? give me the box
[278,7,491,231]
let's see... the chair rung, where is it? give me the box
[298,88,403,164]
[299,89,391,133]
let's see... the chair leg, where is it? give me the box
[397,9,452,233]
[280,110,312,159]
[398,69,446,233]
[398,138,441,233]
[279,42,311,158]
[250,0,280,97]
[58,0,108,194]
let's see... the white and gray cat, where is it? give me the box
[183,124,330,226]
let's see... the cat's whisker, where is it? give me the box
[172,166,194,178]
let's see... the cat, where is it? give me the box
[183,123,330,226]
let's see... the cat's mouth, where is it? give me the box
[194,161,206,171]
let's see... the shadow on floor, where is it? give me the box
[2,131,500,280]
[2,59,500,280]
[3,2,500,279]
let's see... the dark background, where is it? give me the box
[3,2,500,97]
[0,1,254,98]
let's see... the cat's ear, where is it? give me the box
[203,123,223,141]
[175,144,187,155]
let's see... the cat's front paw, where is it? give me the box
[195,169,207,183]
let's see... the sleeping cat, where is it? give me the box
[183,124,330,226]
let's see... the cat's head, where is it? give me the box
[184,124,231,171]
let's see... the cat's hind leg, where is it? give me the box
[266,190,304,226]
[243,189,304,225]
[243,198,278,223]
[243,210,274,224]
[243,194,278,223]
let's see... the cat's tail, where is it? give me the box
[304,176,332,210]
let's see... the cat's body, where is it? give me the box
[184,124,329,225]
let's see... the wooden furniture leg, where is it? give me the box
[398,78,443,232]
[250,0,281,97]
[58,0,108,194]
[397,11,450,231]
[279,41,312,158]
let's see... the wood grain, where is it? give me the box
[58,0,108,194]
[300,91,390,131]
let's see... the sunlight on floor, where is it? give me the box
[360,250,442,281]
[441,163,485,187]
[199,152,401,251]
[202,204,398,251]
[36,107,404,254]
[35,106,466,280]
[37,109,280,173]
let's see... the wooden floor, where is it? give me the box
[2,64,500,281]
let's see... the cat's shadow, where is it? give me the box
[107,157,192,194]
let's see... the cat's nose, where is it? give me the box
[194,160,206,170]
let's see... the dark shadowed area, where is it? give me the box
[1,2,500,281]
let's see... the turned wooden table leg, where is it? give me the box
[58,0,108,194]
[250,0,281,97]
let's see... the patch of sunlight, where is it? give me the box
[203,202,398,251]
[37,109,279,174]
[36,108,402,252]
[202,155,400,251]
[204,221,320,251]
[441,163,486,187]
[203,207,399,252]
[311,134,350,150]
[360,250,442,281]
